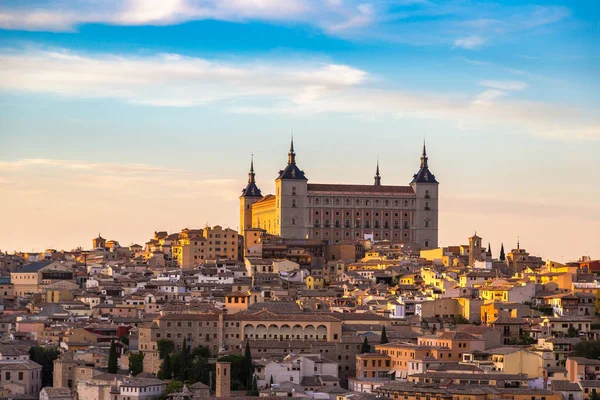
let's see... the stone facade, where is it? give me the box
[240,139,439,249]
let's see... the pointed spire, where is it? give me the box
[374,158,381,186]
[420,139,428,168]
[248,154,256,184]
[288,134,296,164]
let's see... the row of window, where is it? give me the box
[313,220,413,228]
[314,231,411,239]
[311,198,417,207]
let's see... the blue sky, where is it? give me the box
[0,0,598,260]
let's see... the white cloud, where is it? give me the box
[0,48,597,141]
[454,36,485,49]
[0,49,367,106]
[0,0,374,33]
[480,80,528,91]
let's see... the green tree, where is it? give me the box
[108,340,118,373]
[29,346,61,387]
[242,342,253,389]
[500,243,506,261]
[160,380,183,400]
[192,345,210,359]
[572,340,600,359]
[452,315,470,325]
[157,339,174,359]
[247,375,259,396]
[269,375,274,387]
[567,326,580,338]
[591,390,600,400]
[380,326,389,344]
[158,352,172,379]
[180,339,190,381]
[361,337,370,353]
[128,352,144,376]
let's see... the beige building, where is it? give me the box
[240,139,439,248]
[0,360,43,396]
[10,260,73,296]
[172,225,240,268]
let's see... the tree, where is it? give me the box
[247,375,259,396]
[500,243,506,261]
[572,340,600,359]
[157,339,174,359]
[361,337,370,353]
[591,390,600,400]
[242,342,253,389]
[180,338,190,381]
[160,380,183,400]
[108,340,118,374]
[129,352,144,376]
[452,315,470,325]
[158,352,172,379]
[380,327,389,344]
[269,375,274,387]
[567,326,580,338]
[29,346,61,387]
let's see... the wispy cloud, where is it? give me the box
[454,36,485,50]
[480,80,528,91]
[0,49,367,107]
[0,47,597,141]
[0,1,572,50]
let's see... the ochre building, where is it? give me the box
[240,139,439,249]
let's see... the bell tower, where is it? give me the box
[239,155,262,239]
[276,136,308,239]
[411,140,439,249]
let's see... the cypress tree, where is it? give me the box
[242,342,253,389]
[361,337,370,353]
[380,326,389,344]
[108,340,118,373]
[500,243,506,261]
[159,352,172,379]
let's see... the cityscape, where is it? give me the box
[0,1,599,400]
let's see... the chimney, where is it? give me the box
[215,361,231,398]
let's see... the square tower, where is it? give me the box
[215,361,231,398]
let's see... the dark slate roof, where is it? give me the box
[411,165,438,184]
[18,260,53,273]
[411,142,438,184]
[277,163,307,180]
[308,184,414,194]
[241,181,262,197]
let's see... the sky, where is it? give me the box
[0,0,598,261]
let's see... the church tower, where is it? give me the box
[469,233,483,266]
[374,159,381,186]
[239,155,262,239]
[411,141,439,249]
[275,137,308,239]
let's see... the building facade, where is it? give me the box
[240,139,439,249]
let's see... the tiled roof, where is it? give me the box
[308,183,414,194]
[16,260,53,273]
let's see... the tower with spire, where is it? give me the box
[411,139,439,249]
[239,155,263,239]
[238,137,440,248]
[275,135,308,239]
[374,159,381,186]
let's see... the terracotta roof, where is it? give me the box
[308,183,414,194]
[254,194,276,205]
